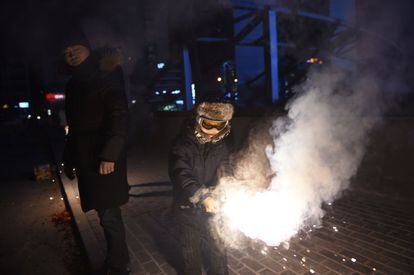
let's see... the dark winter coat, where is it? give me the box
[168,123,232,207]
[63,52,129,212]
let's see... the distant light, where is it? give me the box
[351,258,357,263]
[47,109,52,116]
[18,102,30,109]
[171,90,181,95]
[306,57,323,64]
[176,100,184,105]
[234,78,238,83]
[49,197,53,200]
[2,104,8,109]
[131,99,136,104]
[157,62,165,69]
[155,91,160,95]
[64,126,69,135]
[37,116,41,120]
[217,77,222,82]
[46,93,65,102]
[191,83,196,105]
[162,90,167,94]
[27,114,32,119]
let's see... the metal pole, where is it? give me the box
[183,47,194,110]
[268,8,279,102]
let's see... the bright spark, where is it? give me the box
[351,258,357,263]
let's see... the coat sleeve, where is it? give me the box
[62,133,75,166]
[168,141,204,202]
[98,70,129,162]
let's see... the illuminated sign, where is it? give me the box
[46,93,65,102]
[18,102,30,108]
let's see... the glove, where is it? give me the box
[203,197,219,213]
[64,164,76,180]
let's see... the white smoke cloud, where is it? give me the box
[211,67,386,247]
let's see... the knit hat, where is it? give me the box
[60,28,91,51]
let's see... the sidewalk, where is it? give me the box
[59,147,414,275]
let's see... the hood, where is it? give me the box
[60,47,123,76]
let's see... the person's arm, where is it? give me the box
[99,70,129,165]
[169,143,205,203]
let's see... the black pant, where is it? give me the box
[97,207,130,273]
[176,208,228,275]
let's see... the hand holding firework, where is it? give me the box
[203,197,219,213]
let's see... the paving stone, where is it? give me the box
[241,257,264,271]
[228,255,245,270]
[259,257,284,272]
[280,270,296,275]
[142,260,162,274]
[259,269,278,275]
[135,251,153,264]
[237,266,257,275]
[322,259,355,274]
[160,263,178,275]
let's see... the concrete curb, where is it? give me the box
[51,141,105,272]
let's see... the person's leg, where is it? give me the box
[202,217,228,275]
[177,209,203,275]
[97,207,130,274]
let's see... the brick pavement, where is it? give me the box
[62,148,414,275]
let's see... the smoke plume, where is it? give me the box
[211,65,390,247]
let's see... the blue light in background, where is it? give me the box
[176,100,184,105]
[157,63,165,69]
[18,102,29,109]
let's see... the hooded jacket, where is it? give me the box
[63,48,129,212]
[169,120,233,207]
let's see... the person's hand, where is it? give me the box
[99,161,115,175]
[203,197,219,213]
[64,164,76,180]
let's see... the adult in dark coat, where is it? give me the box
[61,38,130,274]
[169,100,234,275]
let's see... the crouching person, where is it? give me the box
[169,98,234,275]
